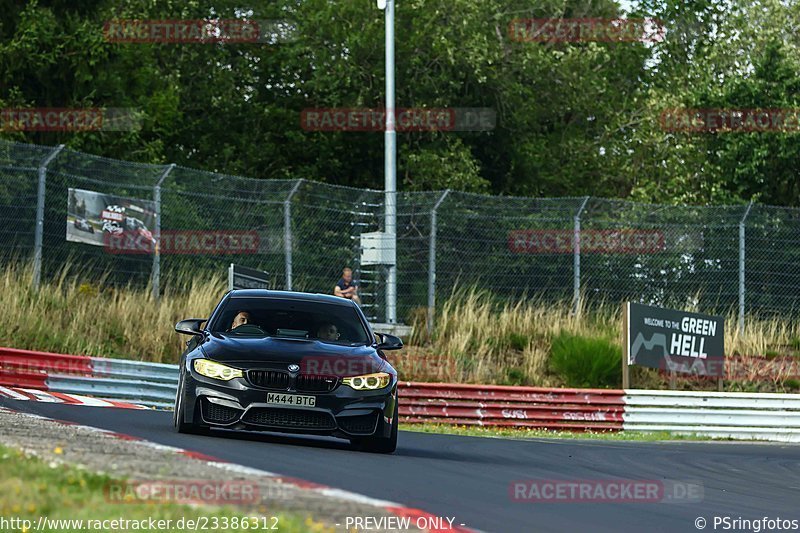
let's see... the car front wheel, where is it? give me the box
[352,401,398,454]
[173,371,208,435]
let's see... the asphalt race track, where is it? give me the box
[2,399,799,533]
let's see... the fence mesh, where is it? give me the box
[45,147,167,285]
[0,141,60,263]
[581,199,747,314]
[1,139,799,325]
[162,165,296,289]
[746,205,800,316]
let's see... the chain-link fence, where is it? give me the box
[1,139,799,329]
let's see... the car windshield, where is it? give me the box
[210,296,370,345]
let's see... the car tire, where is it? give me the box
[173,371,209,435]
[354,402,398,454]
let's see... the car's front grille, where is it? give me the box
[338,412,379,435]
[247,370,290,390]
[201,400,242,424]
[296,374,339,392]
[242,408,335,430]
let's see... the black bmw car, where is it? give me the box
[172,289,403,453]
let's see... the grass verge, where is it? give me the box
[0,444,315,533]
[400,423,721,442]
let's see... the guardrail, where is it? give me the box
[1,346,799,442]
[399,382,624,431]
[0,346,178,408]
[623,390,800,443]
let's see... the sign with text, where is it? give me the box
[624,302,724,377]
[228,264,269,291]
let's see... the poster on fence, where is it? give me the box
[623,302,725,377]
[66,188,156,249]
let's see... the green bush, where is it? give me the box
[503,367,527,386]
[507,332,529,351]
[486,333,529,352]
[549,332,622,388]
[783,378,800,391]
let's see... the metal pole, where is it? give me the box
[738,201,754,335]
[427,189,450,336]
[152,164,175,301]
[621,301,631,389]
[32,144,65,289]
[384,0,397,324]
[284,179,303,290]
[572,196,590,315]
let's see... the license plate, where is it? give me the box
[266,393,316,407]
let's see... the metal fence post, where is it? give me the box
[572,196,590,315]
[427,189,450,336]
[738,201,754,335]
[383,0,398,325]
[32,144,65,289]
[284,179,303,290]
[152,164,175,301]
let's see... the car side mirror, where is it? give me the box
[175,318,206,336]
[375,332,403,351]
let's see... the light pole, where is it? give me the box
[379,0,397,323]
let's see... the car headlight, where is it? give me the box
[193,359,243,381]
[342,372,391,390]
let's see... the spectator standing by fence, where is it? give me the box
[334,267,361,305]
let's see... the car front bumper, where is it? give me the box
[181,369,397,440]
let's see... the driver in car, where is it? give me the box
[316,323,340,341]
[230,311,252,330]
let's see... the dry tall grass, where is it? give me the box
[0,262,224,363]
[1,264,798,389]
[402,287,800,388]
[401,289,618,385]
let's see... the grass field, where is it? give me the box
[1,262,798,391]
[0,444,311,533]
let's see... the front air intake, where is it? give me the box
[247,369,290,390]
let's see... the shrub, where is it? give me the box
[503,367,527,386]
[783,379,800,391]
[549,332,621,388]
[507,332,529,351]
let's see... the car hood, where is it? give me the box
[199,333,389,376]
